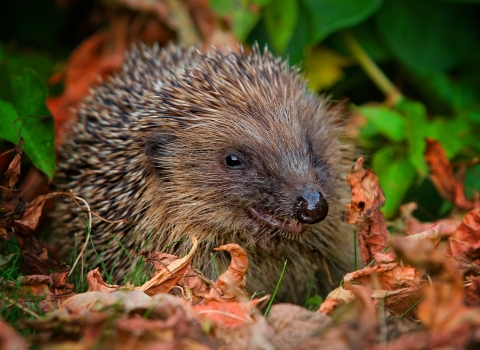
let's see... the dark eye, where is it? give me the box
[225,154,244,169]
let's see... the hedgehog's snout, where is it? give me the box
[294,191,329,224]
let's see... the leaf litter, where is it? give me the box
[1,135,480,348]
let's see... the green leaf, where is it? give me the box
[429,118,471,158]
[303,0,383,43]
[0,101,21,145]
[359,106,406,141]
[465,164,480,199]
[376,0,474,72]
[372,149,416,218]
[398,99,429,174]
[210,0,273,41]
[2,68,55,179]
[11,68,51,119]
[264,0,298,54]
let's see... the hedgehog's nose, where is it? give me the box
[294,191,329,224]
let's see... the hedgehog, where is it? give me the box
[53,43,357,303]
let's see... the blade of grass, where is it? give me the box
[264,259,287,316]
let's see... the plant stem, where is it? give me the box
[264,259,287,316]
[341,31,402,104]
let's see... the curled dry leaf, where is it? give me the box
[140,249,209,302]
[137,237,200,296]
[4,149,22,191]
[465,275,480,307]
[391,235,480,345]
[347,157,386,223]
[318,285,355,315]
[201,243,249,303]
[304,286,378,350]
[14,193,50,231]
[194,300,257,331]
[347,157,389,264]
[114,293,217,349]
[16,275,52,298]
[448,208,480,263]
[61,290,153,312]
[400,202,461,237]
[403,223,442,245]
[345,262,426,317]
[266,303,331,350]
[0,319,28,350]
[86,268,119,292]
[424,138,477,211]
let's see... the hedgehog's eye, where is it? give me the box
[225,154,244,169]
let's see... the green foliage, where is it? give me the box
[0,68,55,179]
[376,0,474,72]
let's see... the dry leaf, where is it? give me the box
[140,249,209,302]
[347,157,386,223]
[344,262,426,317]
[465,275,480,307]
[194,301,255,330]
[424,138,477,210]
[14,193,49,231]
[347,158,389,264]
[448,208,480,263]
[4,150,22,191]
[318,286,355,316]
[303,286,378,350]
[0,319,28,350]
[86,268,119,292]
[138,237,198,295]
[403,223,442,245]
[400,202,461,237]
[201,243,249,303]
[267,303,331,349]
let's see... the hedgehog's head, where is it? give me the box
[143,47,346,243]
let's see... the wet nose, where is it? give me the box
[294,191,328,224]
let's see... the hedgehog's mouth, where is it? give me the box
[249,208,302,234]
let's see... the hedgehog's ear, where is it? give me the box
[144,131,177,169]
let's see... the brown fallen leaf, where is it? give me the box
[4,147,22,192]
[0,319,28,350]
[391,236,480,348]
[345,262,426,317]
[114,293,217,349]
[447,208,480,263]
[465,275,480,307]
[347,157,389,264]
[14,193,50,231]
[425,138,477,211]
[201,243,249,303]
[140,250,209,303]
[347,157,386,222]
[0,198,25,240]
[300,285,378,350]
[400,202,461,237]
[318,285,355,316]
[266,303,331,350]
[193,300,255,330]
[86,268,120,292]
[403,223,441,245]
[137,237,199,296]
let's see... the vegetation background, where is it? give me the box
[1,0,479,221]
[0,0,479,340]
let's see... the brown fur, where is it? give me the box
[54,43,357,303]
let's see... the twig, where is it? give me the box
[341,30,402,104]
[68,195,92,279]
[5,296,40,319]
